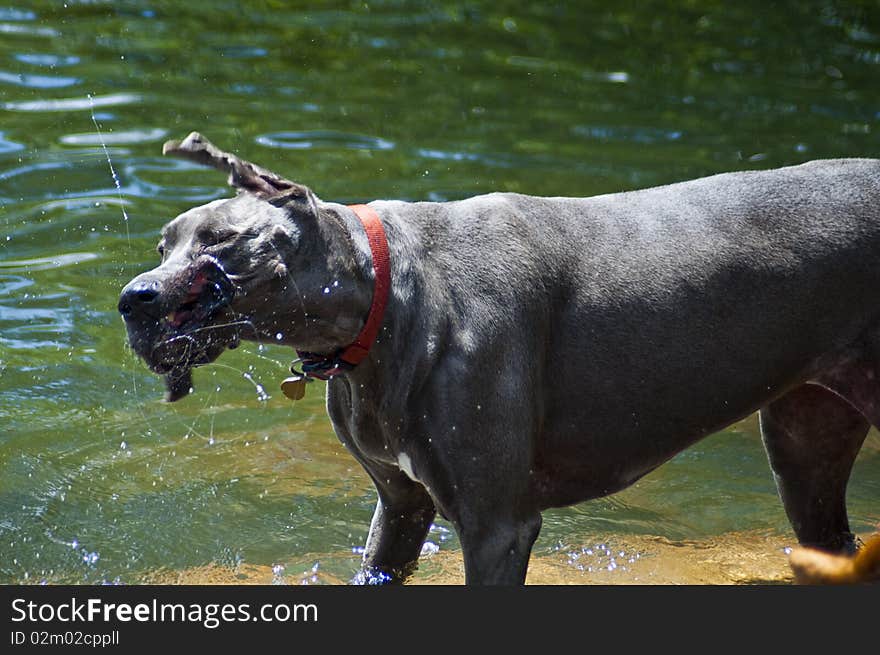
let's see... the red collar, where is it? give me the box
[296,203,391,380]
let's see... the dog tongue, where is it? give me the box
[164,369,193,402]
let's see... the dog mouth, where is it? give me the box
[150,265,236,370]
[123,259,238,400]
[163,265,232,334]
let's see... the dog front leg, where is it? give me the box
[353,471,436,585]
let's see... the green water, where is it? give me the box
[1,0,879,584]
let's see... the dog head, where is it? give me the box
[119,132,366,400]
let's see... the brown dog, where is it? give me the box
[789,532,880,584]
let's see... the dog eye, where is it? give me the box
[157,242,166,257]
[200,229,238,248]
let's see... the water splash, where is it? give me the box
[241,371,270,402]
[298,561,321,585]
[88,93,130,247]
[559,541,642,574]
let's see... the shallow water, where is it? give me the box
[1,1,879,584]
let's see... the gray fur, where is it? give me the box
[119,134,880,584]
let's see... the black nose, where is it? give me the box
[118,279,161,317]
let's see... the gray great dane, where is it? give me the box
[119,132,879,584]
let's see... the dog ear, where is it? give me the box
[162,132,317,211]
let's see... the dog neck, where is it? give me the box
[295,204,391,380]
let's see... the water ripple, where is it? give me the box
[0,23,58,37]
[0,304,72,324]
[415,147,517,169]
[0,131,24,154]
[256,130,395,151]
[0,8,35,21]
[60,128,168,146]
[582,70,631,84]
[572,124,684,144]
[38,196,131,213]
[0,275,32,297]
[0,160,70,182]
[0,252,101,273]
[3,92,140,112]
[14,53,80,67]
[0,287,78,350]
[219,46,268,59]
[0,70,79,89]
[416,148,482,163]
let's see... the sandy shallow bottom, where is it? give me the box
[139,529,855,585]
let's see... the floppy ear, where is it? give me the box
[162,132,317,211]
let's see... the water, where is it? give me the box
[1,0,879,584]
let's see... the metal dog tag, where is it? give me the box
[280,375,307,401]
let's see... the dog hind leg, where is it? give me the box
[759,383,870,553]
[458,512,543,585]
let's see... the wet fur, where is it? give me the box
[120,134,880,584]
